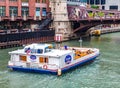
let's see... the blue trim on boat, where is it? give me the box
[8,54,99,75]
[8,66,57,75]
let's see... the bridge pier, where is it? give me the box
[49,0,74,41]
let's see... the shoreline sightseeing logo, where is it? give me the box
[65,55,72,64]
[30,55,36,62]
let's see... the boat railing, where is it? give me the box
[47,63,59,68]
[41,63,59,70]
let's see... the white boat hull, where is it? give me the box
[8,52,99,75]
[7,43,100,76]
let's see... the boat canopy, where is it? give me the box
[24,43,53,54]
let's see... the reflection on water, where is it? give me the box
[0,33,120,88]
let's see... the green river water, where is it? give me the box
[0,33,120,88]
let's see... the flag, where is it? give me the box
[25,47,31,55]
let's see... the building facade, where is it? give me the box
[0,0,49,32]
[67,0,87,6]
[87,0,120,11]
[105,0,120,11]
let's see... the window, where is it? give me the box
[0,6,5,16]
[31,49,36,53]
[109,6,118,10]
[58,22,60,25]
[22,7,29,16]
[20,55,27,62]
[36,7,40,16]
[9,0,17,1]
[95,0,100,4]
[39,57,48,63]
[89,0,94,4]
[39,57,44,63]
[42,8,46,16]
[9,6,18,17]
[0,0,5,1]
[80,0,87,3]
[37,49,43,54]
[87,0,105,5]
[44,57,48,63]
[42,0,46,3]
[36,0,40,3]
[67,0,87,2]
[101,0,105,4]
[22,0,28,2]
[102,6,105,10]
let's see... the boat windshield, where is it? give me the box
[24,48,43,54]
[37,49,43,54]
[45,47,51,53]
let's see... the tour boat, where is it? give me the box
[8,43,100,76]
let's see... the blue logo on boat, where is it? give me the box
[30,55,36,61]
[65,55,72,64]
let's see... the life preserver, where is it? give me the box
[43,65,48,69]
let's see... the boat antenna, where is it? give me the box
[79,37,82,47]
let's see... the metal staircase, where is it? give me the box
[38,12,53,30]
[38,18,53,30]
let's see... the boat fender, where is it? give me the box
[43,65,48,69]
[57,68,62,76]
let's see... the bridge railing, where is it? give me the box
[68,6,120,21]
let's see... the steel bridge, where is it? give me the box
[67,6,120,34]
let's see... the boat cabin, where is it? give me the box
[8,43,100,75]
[9,43,74,70]
[24,43,53,54]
